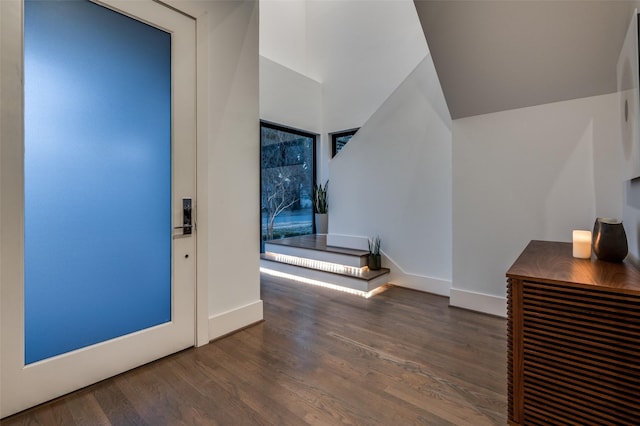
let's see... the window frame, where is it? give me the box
[259,121,317,250]
[331,128,359,157]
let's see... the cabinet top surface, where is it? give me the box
[506,240,640,293]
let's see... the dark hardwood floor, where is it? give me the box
[2,275,507,425]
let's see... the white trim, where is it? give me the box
[1,0,25,418]
[156,0,210,348]
[208,300,264,341]
[194,8,209,348]
[383,251,451,296]
[449,288,507,318]
[324,235,452,296]
[387,271,451,296]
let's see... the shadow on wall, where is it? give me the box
[328,54,452,289]
[627,178,640,209]
[627,178,640,260]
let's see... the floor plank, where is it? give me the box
[1,274,507,425]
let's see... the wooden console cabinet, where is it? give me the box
[506,240,640,425]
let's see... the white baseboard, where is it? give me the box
[449,288,506,318]
[383,251,451,296]
[388,270,450,296]
[320,234,507,318]
[208,300,263,341]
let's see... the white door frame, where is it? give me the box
[157,0,210,350]
[0,0,209,418]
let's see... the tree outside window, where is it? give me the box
[261,123,315,251]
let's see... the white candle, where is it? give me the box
[572,230,592,259]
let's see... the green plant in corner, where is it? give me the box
[368,236,381,256]
[312,180,329,214]
[367,236,381,270]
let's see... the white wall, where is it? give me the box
[259,0,310,79]
[618,10,640,267]
[329,55,452,295]
[259,55,327,180]
[257,1,640,322]
[260,0,428,154]
[260,56,323,134]
[260,1,639,321]
[203,1,262,339]
[451,93,623,316]
[305,0,428,134]
[260,0,429,196]
[621,87,640,266]
[153,0,263,340]
[623,179,640,267]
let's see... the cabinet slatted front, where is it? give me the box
[506,241,640,425]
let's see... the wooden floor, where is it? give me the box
[2,275,507,425]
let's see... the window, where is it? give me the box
[331,128,359,157]
[261,122,316,251]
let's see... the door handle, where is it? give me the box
[174,198,192,235]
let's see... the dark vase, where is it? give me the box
[368,254,381,270]
[592,217,628,262]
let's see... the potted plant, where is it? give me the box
[313,180,329,234]
[368,236,381,270]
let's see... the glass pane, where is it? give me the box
[331,130,357,157]
[261,125,314,251]
[335,135,353,153]
[24,0,172,364]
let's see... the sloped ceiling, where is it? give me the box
[260,0,428,131]
[414,0,638,119]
